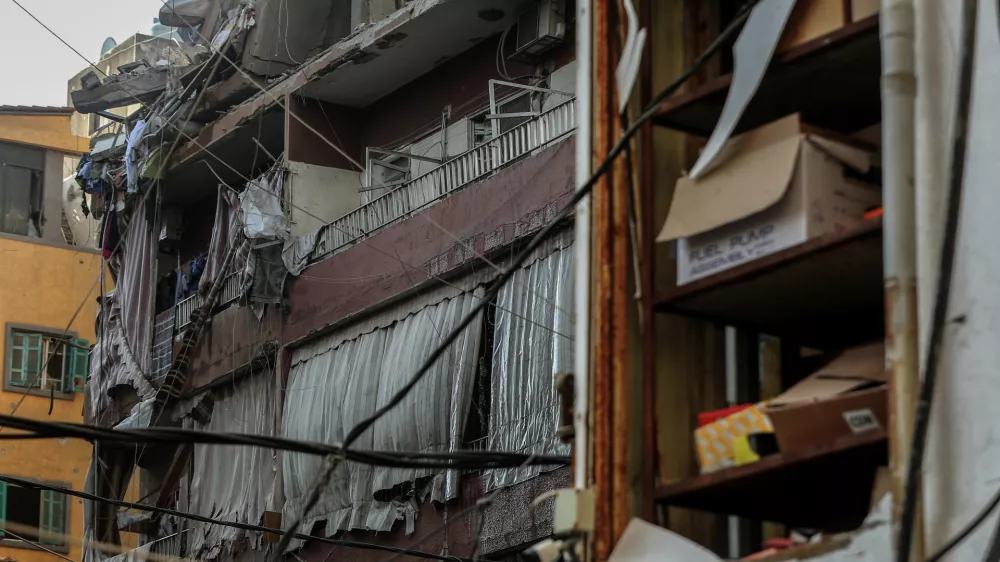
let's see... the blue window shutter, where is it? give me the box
[0,480,6,537]
[40,490,66,545]
[23,333,43,388]
[8,332,26,387]
[69,339,89,392]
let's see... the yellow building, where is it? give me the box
[0,105,101,562]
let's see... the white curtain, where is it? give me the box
[484,243,574,490]
[282,287,484,535]
[188,371,277,559]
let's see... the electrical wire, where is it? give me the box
[921,485,1000,562]
[270,2,762,558]
[0,475,478,562]
[156,0,364,170]
[0,413,569,470]
[896,0,978,560]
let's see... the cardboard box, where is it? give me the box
[658,114,881,286]
[778,0,880,53]
[694,402,773,473]
[764,343,886,453]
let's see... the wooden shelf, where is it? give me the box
[654,15,881,136]
[654,429,887,531]
[655,221,883,348]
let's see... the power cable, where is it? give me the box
[0,474,479,562]
[0,413,569,470]
[896,0,978,560]
[921,485,1000,562]
[270,2,762,557]
[156,0,364,171]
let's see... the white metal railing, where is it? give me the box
[311,98,577,261]
[174,272,243,331]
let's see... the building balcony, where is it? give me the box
[173,272,243,331]
[310,98,577,262]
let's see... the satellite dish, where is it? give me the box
[100,37,117,58]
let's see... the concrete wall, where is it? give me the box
[287,161,361,236]
[0,114,88,155]
[0,236,103,562]
[242,0,354,77]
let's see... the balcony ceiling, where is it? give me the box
[301,0,523,107]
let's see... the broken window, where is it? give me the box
[471,93,534,147]
[0,481,68,547]
[6,327,89,394]
[0,141,45,238]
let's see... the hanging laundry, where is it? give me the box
[125,119,148,193]
[100,205,120,259]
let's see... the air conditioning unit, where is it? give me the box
[511,0,566,61]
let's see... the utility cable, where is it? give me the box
[0,413,569,470]
[156,0,364,171]
[270,2,761,558]
[896,0,978,560]
[0,475,478,562]
[921,485,1000,562]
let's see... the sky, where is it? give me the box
[0,0,164,106]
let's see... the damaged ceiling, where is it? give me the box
[300,0,524,106]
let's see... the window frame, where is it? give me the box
[0,141,46,238]
[3,323,83,400]
[0,477,72,554]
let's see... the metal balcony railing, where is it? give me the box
[174,272,243,331]
[310,98,577,262]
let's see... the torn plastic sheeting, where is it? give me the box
[484,242,574,491]
[282,287,484,536]
[282,231,317,276]
[240,171,290,240]
[86,290,156,423]
[186,371,277,559]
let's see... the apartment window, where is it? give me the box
[0,141,45,238]
[471,93,534,146]
[0,480,68,549]
[5,325,89,397]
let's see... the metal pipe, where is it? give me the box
[880,0,921,559]
[573,0,593,497]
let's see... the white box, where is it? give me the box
[658,114,881,286]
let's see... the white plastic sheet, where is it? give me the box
[240,171,289,241]
[282,288,484,535]
[484,243,574,490]
[187,371,277,559]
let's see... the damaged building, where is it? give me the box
[70,0,577,561]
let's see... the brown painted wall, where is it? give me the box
[283,136,575,344]
[187,304,283,390]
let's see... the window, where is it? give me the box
[471,93,534,147]
[5,326,89,396]
[0,141,45,238]
[0,481,68,548]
